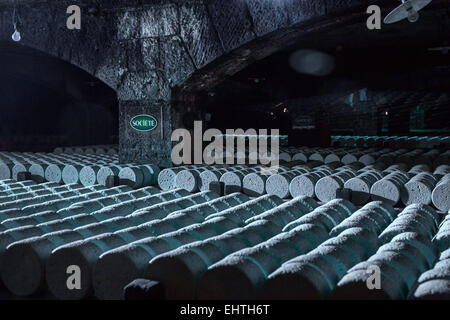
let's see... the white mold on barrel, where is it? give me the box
[401,173,437,206]
[197,224,328,300]
[158,167,190,191]
[433,165,450,180]
[242,173,268,197]
[1,144,450,301]
[43,193,247,299]
[146,220,281,299]
[379,204,439,244]
[342,152,364,165]
[0,163,13,180]
[245,196,318,228]
[92,216,240,300]
[12,163,31,181]
[79,165,101,187]
[432,216,450,252]
[432,174,450,212]
[370,171,409,205]
[330,201,396,237]
[292,152,308,162]
[119,165,160,189]
[62,164,83,184]
[330,228,440,300]
[260,227,377,300]
[289,170,328,198]
[309,151,328,163]
[279,152,292,162]
[282,198,357,233]
[1,230,84,297]
[45,164,65,183]
[29,163,48,179]
[97,165,122,186]
[315,170,356,203]
[175,168,206,193]
[266,168,309,199]
[199,168,230,192]
[412,262,450,300]
[220,168,259,193]
[324,152,343,164]
[344,171,383,205]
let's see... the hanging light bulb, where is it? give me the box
[11,1,22,42]
[407,7,419,23]
[12,24,21,42]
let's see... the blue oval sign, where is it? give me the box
[130,114,158,132]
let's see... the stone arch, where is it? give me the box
[0,40,118,150]
[0,1,120,89]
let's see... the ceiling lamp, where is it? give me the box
[11,0,22,42]
[384,0,432,24]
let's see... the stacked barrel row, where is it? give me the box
[0,176,448,300]
[0,151,117,183]
[284,156,450,211]
[278,146,382,164]
[0,151,160,189]
[412,209,450,299]
[179,134,286,164]
[0,178,220,298]
[277,146,450,167]
[0,178,312,300]
[333,136,450,149]
[53,145,118,155]
[161,148,450,212]
[0,186,356,299]
[331,204,446,300]
[193,203,446,300]
[139,201,447,300]
[0,178,326,299]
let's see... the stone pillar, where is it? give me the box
[119,99,173,167]
[114,3,199,167]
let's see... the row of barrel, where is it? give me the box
[53,145,118,155]
[158,159,450,212]
[198,203,449,300]
[0,151,160,189]
[3,146,448,211]
[278,146,450,167]
[333,136,450,149]
[0,151,118,183]
[2,145,449,183]
[182,145,450,165]
[0,178,448,300]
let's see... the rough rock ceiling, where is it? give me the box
[177,3,449,95]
